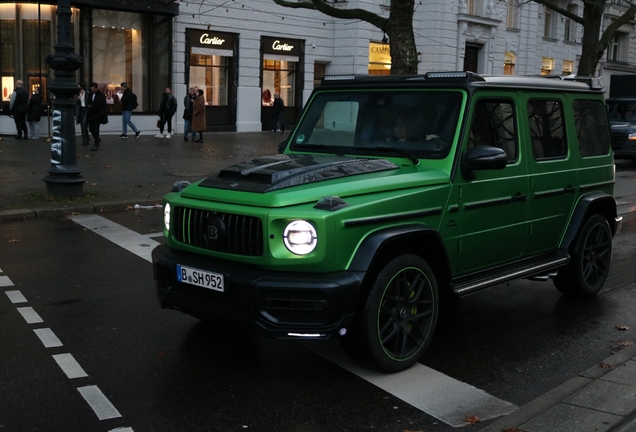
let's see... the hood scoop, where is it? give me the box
[198,154,399,193]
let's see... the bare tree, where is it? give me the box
[271,0,417,75]
[529,0,636,76]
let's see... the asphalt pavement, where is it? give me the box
[1,131,636,431]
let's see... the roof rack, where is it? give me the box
[542,74,603,90]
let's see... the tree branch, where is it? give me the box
[600,4,636,46]
[272,0,387,29]
[530,0,584,23]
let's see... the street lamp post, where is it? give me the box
[43,0,84,196]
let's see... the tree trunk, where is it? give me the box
[387,0,417,75]
[577,1,605,76]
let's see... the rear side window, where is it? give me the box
[573,99,611,157]
[468,100,518,162]
[527,99,566,160]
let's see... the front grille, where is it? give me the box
[611,132,627,150]
[174,207,263,256]
[260,290,330,324]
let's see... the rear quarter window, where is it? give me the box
[573,99,611,157]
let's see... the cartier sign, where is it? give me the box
[262,36,301,56]
[188,29,233,50]
[272,40,293,51]
[200,34,225,45]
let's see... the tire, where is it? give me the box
[342,254,439,372]
[554,214,612,298]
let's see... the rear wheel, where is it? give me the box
[554,214,612,298]
[342,254,438,372]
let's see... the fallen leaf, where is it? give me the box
[599,362,612,369]
[465,415,480,425]
[126,205,134,210]
[90,183,97,186]
[619,341,634,347]
[7,238,20,243]
[69,212,81,215]
[503,428,522,432]
[104,165,110,169]
[615,325,631,331]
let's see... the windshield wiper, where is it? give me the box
[369,146,419,164]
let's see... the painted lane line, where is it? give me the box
[5,290,27,304]
[68,214,160,263]
[34,328,63,348]
[303,341,517,427]
[77,385,122,420]
[109,428,135,432]
[0,275,14,287]
[53,353,89,379]
[16,307,44,324]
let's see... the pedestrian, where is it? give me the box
[119,82,141,139]
[182,87,196,141]
[76,82,90,146]
[192,89,206,143]
[26,87,42,140]
[272,92,285,134]
[9,79,29,140]
[87,82,108,151]
[156,87,177,138]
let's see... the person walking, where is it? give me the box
[192,89,206,143]
[87,82,107,151]
[272,92,285,134]
[76,82,90,146]
[9,80,29,140]
[26,87,42,140]
[156,87,177,138]
[182,87,196,141]
[119,82,140,139]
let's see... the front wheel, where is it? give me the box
[554,214,612,298]
[342,254,439,372]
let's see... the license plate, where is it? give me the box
[176,265,224,292]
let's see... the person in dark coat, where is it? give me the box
[156,87,177,138]
[182,87,196,141]
[76,82,90,146]
[272,93,285,134]
[9,80,29,140]
[119,82,140,138]
[192,89,206,143]
[87,82,108,151]
[26,87,42,140]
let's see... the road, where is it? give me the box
[1,208,635,432]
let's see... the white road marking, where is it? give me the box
[77,385,122,420]
[109,428,134,432]
[5,290,27,304]
[34,328,63,348]
[303,341,517,427]
[69,214,518,427]
[68,214,160,263]
[16,306,43,324]
[0,275,14,287]
[53,353,88,379]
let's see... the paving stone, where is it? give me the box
[564,380,636,416]
[520,403,622,432]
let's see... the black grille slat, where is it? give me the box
[260,290,330,324]
[174,207,263,256]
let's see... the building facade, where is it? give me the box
[2,0,636,136]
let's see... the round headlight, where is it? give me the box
[164,203,171,231]
[283,220,317,255]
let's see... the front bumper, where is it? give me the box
[151,244,365,339]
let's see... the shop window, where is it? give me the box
[1,18,16,101]
[92,10,144,112]
[562,60,573,75]
[262,59,295,107]
[541,58,553,75]
[189,54,228,106]
[368,42,391,76]
[504,52,516,75]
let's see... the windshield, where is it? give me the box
[289,90,464,160]
[608,101,636,122]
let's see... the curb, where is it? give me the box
[481,343,636,432]
[0,199,161,221]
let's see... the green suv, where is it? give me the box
[152,72,622,372]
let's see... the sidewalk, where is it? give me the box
[1,132,636,432]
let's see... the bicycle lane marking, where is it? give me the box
[69,214,518,427]
[1,268,133,431]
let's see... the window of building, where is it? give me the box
[190,54,228,106]
[506,0,520,29]
[608,32,628,62]
[262,59,296,107]
[564,4,577,42]
[92,10,144,111]
[573,99,610,157]
[504,52,516,75]
[527,99,566,159]
[541,57,554,75]
[369,42,391,76]
[562,60,574,75]
[544,6,556,39]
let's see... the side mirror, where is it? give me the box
[462,146,507,180]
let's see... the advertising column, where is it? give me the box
[187,29,238,131]
[261,36,303,132]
